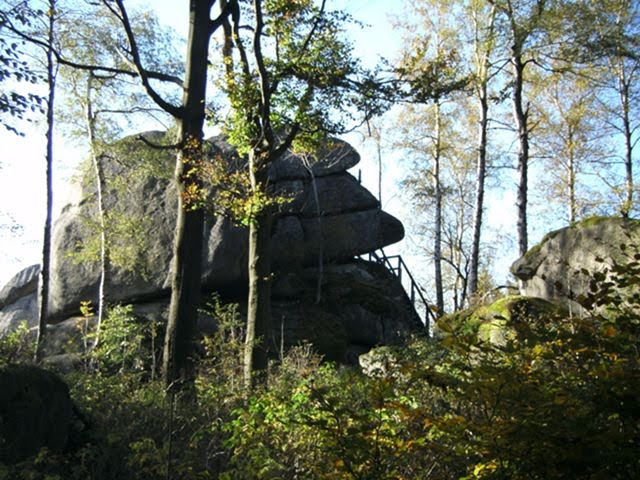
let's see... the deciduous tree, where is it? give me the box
[531,70,614,223]
[394,0,469,315]
[88,0,228,392]
[34,0,56,363]
[489,0,554,256]
[219,0,369,387]
[467,0,498,299]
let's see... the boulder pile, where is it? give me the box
[0,132,421,363]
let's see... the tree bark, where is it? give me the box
[244,159,272,389]
[162,1,214,392]
[512,52,529,257]
[35,2,56,364]
[620,72,633,217]
[568,126,577,223]
[84,74,108,350]
[469,81,489,299]
[468,4,495,300]
[433,100,444,315]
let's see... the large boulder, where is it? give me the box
[0,132,419,363]
[272,260,423,363]
[0,260,422,365]
[511,216,640,308]
[0,365,74,464]
[47,132,404,321]
[0,264,40,312]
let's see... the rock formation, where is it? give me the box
[0,365,75,464]
[511,216,640,309]
[0,132,422,363]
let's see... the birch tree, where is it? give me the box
[578,0,640,217]
[531,71,614,223]
[53,6,178,351]
[394,0,469,315]
[489,0,554,256]
[467,0,498,299]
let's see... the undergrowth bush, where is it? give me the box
[0,321,33,367]
[1,257,639,479]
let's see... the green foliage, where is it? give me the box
[183,150,291,226]
[4,257,640,478]
[221,255,640,479]
[69,209,153,279]
[222,341,458,480]
[0,321,34,367]
[197,294,246,399]
[89,304,152,374]
[217,0,368,159]
[0,3,45,136]
[67,133,175,280]
[416,253,640,479]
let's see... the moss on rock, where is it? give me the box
[438,295,568,345]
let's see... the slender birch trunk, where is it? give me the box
[433,100,444,315]
[84,74,108,349]
[35,1,57,363]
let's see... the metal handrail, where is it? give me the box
[359,249,435,334]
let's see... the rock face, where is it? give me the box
[0,133,419,363]
[0,264,40,311]
[0,265,40,335]
[511,216,640,308]
[0,365,74,463]
[272,261,423,363]
[47,132,404,321]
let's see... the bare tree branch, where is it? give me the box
[109,0,184,118]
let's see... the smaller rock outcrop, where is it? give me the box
[0,365,74,464]
[438,295,568,345]
[0,265,40,334]
[511,216,640,309]
[0,264,40,310]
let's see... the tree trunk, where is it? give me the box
[244,159,272,389]
[162,1,213,392]
[620,74,633,217]
[433,100,444,315]
[469,82,489,299]
[568,128,577,223]
[35,2,56,364]
[512,53,529,257]
[85,74,108,350]
[468,2,495,303]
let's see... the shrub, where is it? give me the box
[0,321,34,367]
